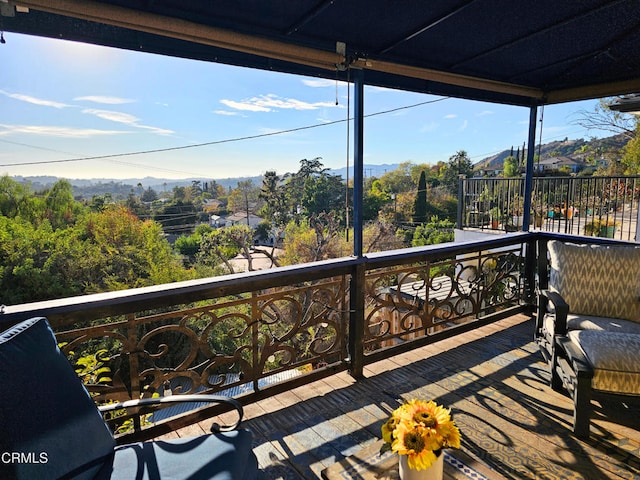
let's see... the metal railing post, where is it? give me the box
[348,262,365,379]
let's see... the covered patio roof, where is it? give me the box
[3,0,640,107]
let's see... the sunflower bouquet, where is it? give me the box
[380,399,461,471]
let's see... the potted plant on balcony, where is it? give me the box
[584,218,620,238]
[489,207,502,229]
[530,206,546,228]
[510,194,524,229]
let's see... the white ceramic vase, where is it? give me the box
[398,452,444,480]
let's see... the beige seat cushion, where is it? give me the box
[542,313,640,346]
[568,330,640,395]
[548,241,640,323]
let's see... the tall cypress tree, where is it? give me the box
[413,170,428,224]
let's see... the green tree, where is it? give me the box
[284,157,327,216]
[195,225,253,273]
[440,150,473,196]
[621,124,640,174]
[302,173,345,220]
[0,202,194,303]
[280,213,347,265]
[503,156,519,177]
[44,179,77,230]
[259,171,290,227]
[153,201,197,234]
[228,180,261,223]
[376,161,416,195]
[141,187,158,203]
[413,170,428,224]
[411,217,455,246]
[362,185,387,222]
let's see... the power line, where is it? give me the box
[0,97,450,169]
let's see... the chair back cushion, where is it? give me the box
[0,317,116,480]
[548,240,640,322]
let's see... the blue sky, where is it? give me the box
[0,33,611,181]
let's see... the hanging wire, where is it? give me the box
[345,68,351,241]
[537,104,545,173]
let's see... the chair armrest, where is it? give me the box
[538,289,569,335]
[98,394,244,432]
[556,335,594,380]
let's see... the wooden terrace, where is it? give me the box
[173,313,640,479]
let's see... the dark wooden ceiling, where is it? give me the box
[4,0,640,106]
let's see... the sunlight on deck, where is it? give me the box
[169,314,640,479]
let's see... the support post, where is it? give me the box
[353,68,364,258]
[348,262,365,379]
[522,103,538,231]
[348,68,365,379]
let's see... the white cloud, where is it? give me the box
[82,108,173,135]
[83,108,139,125]
[0,123,126,138]
[75,95,135,104]
[220,94,337,112]
[213,109,243,116]
[135,124,174,136]
[444,114,457,119]
[220,99,270,112]
[459,120,469,131]
[0,89,70,108]
[476,110,494,117]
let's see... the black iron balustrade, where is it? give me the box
[0,234,533,441]
[460,176,640,241]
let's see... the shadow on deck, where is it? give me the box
[167,314,640,479]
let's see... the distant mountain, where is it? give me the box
[11,134,630,198]
[10,164,400,199]
[474,134,629,172]
[328,163,401,179]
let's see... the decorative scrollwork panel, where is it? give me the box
[55,275,349,407]
[363,245,524,352]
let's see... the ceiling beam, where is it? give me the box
[353,58,543,100]
[13,0,544,102]
[379,0,478,55]
[285,0,335,36]
[12,0,344,71]
[544,78,640,104]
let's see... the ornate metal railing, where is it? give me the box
[363,244,524,351]
[55,275,349,405]
[0,234,534,441]
[460,176,640,241]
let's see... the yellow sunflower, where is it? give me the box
[404,399,452,429]
[380,398,461,470]
[438,420,461,449]
[381,414,399,444]
[392,422,438,470]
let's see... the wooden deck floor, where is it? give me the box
[168,314,640,479]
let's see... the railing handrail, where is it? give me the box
[0,234,534,326]
[0,256,359,326]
